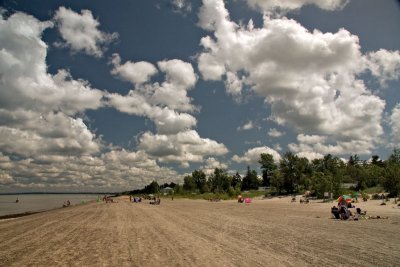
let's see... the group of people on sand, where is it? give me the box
[128,195,161,205]
[331,197,367,220]
[129,195,142,203]
[102,195,115,203]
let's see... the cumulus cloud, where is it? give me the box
[201,157,228,175]
[170,0,192,15]
[0,11,179,192]
[268,128,284,137]
[389,104,400,145]
[245,0,349,13]
[295,151,324,161]
[365,49,400,87]
[138,130,228,167]
[110,55,197,112]
[197,0,390,155]
[0,12,105,160]
[232,146,281,164]
[54,7,118,57]
[0,150,182,192]
[110,54,158,85]
[0,9,225,192]
[109,54,228,166]
[237,120,254,131]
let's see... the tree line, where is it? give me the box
[128,149,400,198]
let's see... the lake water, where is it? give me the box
[0,194,102,217]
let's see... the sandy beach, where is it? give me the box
[0,196,399,267]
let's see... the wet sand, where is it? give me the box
[0,196,399,266]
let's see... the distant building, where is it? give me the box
[161,187,174,195]
[342,183,357,189]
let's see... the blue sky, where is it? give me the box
[0,0,399,192]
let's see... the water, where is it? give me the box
[0,194,101,217]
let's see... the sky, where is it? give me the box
[0,0,399,193]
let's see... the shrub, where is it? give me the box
[371,193,380,200]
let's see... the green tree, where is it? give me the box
[371,155,384,167]
[387,148,400,164]
[279,152,308,193]
[270,170,284,194]
[241,166,260,191]
[231,172,242,188]
[183,175,196,192]
[145,181,160,194]
[364,164,384,188]
[346,159,366,190]
[259,153,277,187]
[209,168,231,193]
[382,149,400,196]
[310,172,333,198]
[382,164,400,197]
[192,169,208,193]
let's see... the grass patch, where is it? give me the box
[363,186,384,194]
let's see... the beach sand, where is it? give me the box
[0,196,399,266]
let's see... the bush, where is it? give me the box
[371,193,380,200]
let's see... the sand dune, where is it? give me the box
[0,196,399,266]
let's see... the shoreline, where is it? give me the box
[0,194,100,219]
[0,211,44,220]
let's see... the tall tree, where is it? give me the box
[241,166,260,191]
[231,172,242,189]
[387,148,400,164]
[279,152,301,193]
[209,168,231,193]
[259,153,277,187]
[183,175,196,192]
[192,169,207,193]
[145,181,160,194]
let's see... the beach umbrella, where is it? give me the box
[337,195,353,203]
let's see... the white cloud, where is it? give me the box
[170,0,192,15]
[365,49,400,87]
[138,130,228,167]
[245,0,349,13]
[295,151,324,161]
[0,12,105,160]
[232,146,281,164]
[268,128,284,137]
[54,7,118,58]
[110,55,197,112]
[237,120,254,131]
[109,54,228,166]
[225,71,244,96]
[197,0,388,155]
[107,91,197,135]
[0,11,182,192]
[110,54,158,85]
[0,150,183,192]
[201,157,228,175]
[389,104,400,145]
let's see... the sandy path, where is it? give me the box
[0,197,399,266]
